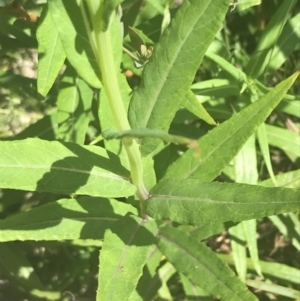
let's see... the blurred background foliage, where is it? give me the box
[0,0,299,300]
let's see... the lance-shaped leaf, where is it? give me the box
[156,226,258,301]
[48,0,101,88]
[218,253,300,285]
[0,138,135,197]
[101,0,124,31]
[180,273,211,300]
[245,0,298,79]
[129,247,163,301]
[97,214,157,301]
[128,0,232,155]
[57,66,93,144]
[37,4,66,97]
[146,179,300,225]
[164,72,299,181]
[0,197,137,242]
[181,90,216,125]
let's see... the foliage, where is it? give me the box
[0,0,299,300]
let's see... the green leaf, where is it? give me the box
[278,99,300,118]
[96,214,157,301]
[180,273,212,300]
[218,253,300,285]
[241,220,262,277]
[0,138,135,197]
[101,0,124,31]
[37,4,66,97]
[267,13,300,74]
[257,123,277,185]
[246,279,300,299]
[233,135,258,185]
[0,242,61,300]
[128,0,233,155]
[0,197,137,242]
[48,0,101,88]
[146,179,300,225]
[265,124,300,158]
[146,0,165,14]
[234,0,260,12]
[57,66,93,144]
[260,169,300,188]
[268,214,300,251]
[163,72,299,181]
[191,79,240,98]
[245,0,298,79]
[129,247,162,301]
[205,52,248,84]
[182,222,226,241]
[156,226,258,301]
[229,223,247,281]
[232,135,262,278]
[182,90,216,125]
[156,261,176,300]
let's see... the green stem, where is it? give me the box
[85,1,149,208]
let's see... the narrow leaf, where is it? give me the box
[245,0,298,79]
[265,124,300,157]
[0,138,135,197]
[146,179,300,225]
[37,4,66,96]
[156,262,176,300]
[246,279,300,299]
[180,273,212,300]
[97,214,157,301]
[260,169,300,188]
[232,135,262,278]
[164,72,299,181]
[57,66,93,144]
[0,197,137,242]
[257,123,277,185]
[129,0,233,155]
[48,0,101,88]
[234,0,260,12]
[101,0,124,31]
[156,226,258,301]
[205,52,248,84]
[218,253,300,285]
[129,247,162,301]
[267,13,300,74]
[191,79,240,98]
[268,214,300,251]
[182,90,216,125]
[229,224,247,281]
[242,220,262,277]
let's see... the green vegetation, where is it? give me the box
[0,0,299,300]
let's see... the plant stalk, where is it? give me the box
[85,1,149,208]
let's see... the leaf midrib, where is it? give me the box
[159,232,247,301]
[0,164,129,180]
[141,1,211,127]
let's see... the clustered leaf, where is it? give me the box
[0,0,299,300]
